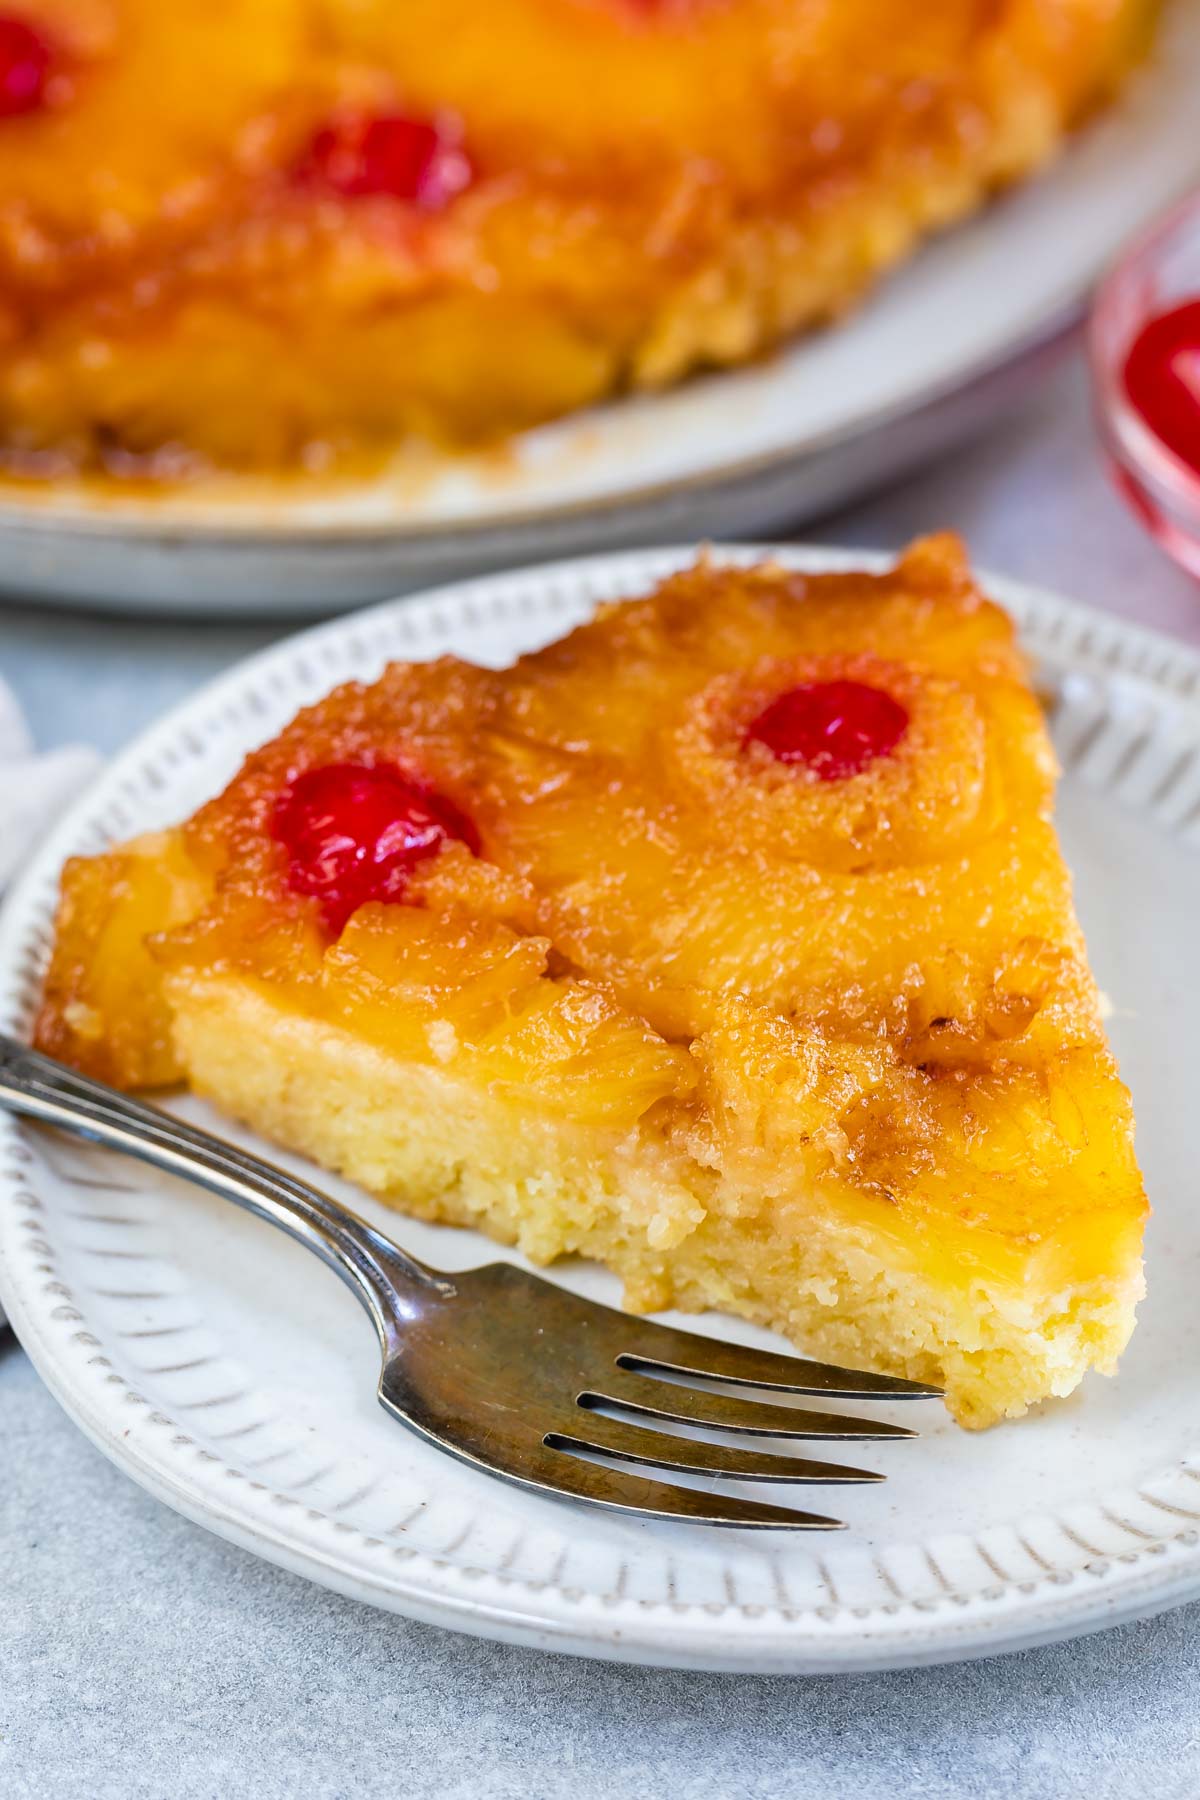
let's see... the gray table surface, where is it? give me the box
[4,346,1200,1800]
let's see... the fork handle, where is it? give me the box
[0,1034,454,1350]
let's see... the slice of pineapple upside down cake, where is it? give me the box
[36,537,1146,1426]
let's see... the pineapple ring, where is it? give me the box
[671,653,1001,873]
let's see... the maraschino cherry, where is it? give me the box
[295,112,474,209]
[1122,299,1200,480]
[273,762,479,934]
[0,15,54,118]
[744,680,908,780]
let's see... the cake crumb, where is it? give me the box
[426,1020,459,1064]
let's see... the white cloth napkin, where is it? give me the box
[0,674,100,1326]
[0,675,100,889]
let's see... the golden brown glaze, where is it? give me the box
[0,0,1153,477]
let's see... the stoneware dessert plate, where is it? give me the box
[1,545,1199,1673]
[4,3,1200,616]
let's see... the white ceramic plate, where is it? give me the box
[5,4,1200,615]
[2,545,1200,1673]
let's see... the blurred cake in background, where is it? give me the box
[0,0,1156,482]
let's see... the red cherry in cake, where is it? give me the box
[744,680,908,780]
[295,112,474,209]
[0,15,53,118]
[273,762,479,934]
[607,0,711,17]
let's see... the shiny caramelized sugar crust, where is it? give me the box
[0,0,1155,477]
[37,538,1147,1426]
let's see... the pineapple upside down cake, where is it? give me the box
[36,538,1147,1426]
[0,0,1156,479]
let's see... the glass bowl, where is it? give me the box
[1090,189,1200,579]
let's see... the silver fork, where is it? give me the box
[0,1034,941,1529]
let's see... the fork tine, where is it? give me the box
[549,1416,882,1484]
[585,1371,918,1439]
[614,1323,942,1400]
[535,1443,846,1529]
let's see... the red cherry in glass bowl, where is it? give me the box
[1090,190,1200,580]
